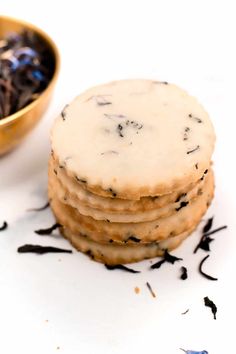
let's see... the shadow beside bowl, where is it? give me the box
[0,15,60,156]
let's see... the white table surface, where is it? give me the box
[1,1,236,353]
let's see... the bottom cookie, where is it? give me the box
[60,223,197,265]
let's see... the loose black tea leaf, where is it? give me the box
[0,221,8,231]
[164,250,183,264]
[176,201,189,211]
[17,244,72,254]
[146,282,156,298]
[151,250,183,269]
[194,225,227,253]
[105,264,140,273]
[0,30,54,120]
[34,223,61,235]
[187,145,200,155]
[180,266,188,280]
[150,258,166,269]
[27,201,49,212]
[204,296,217,320]
[199,255,218,281]
[181,309,189,315]
[202,225,227,238]
[202,216,214,233]
[194,234,214,253]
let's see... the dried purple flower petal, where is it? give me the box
[0,29,54,120]
[180,349,208,354]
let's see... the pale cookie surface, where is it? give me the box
[50,157,207,213]
[49,166,208,222]
[49,171,214,243]
[51,79,215,199]
[60,225,196,265]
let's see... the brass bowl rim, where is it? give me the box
[0,15,60,126]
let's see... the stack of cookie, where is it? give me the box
[49,80,215,265]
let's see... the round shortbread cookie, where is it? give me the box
[49,165,210,222]
[60,224,197,265]
[50,157,208,213]
[51,79,215,199]
[49,171,214,243]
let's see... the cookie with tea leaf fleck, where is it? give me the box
[50,157,208,214]
[48,170,214,244]
[59,224,196,265]
[49,162,209,223]
[51,79,215,199]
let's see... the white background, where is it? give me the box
[0,1,236,353]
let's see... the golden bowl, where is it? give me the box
[0,15,60,156]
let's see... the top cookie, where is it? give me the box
[51,79,215,199]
